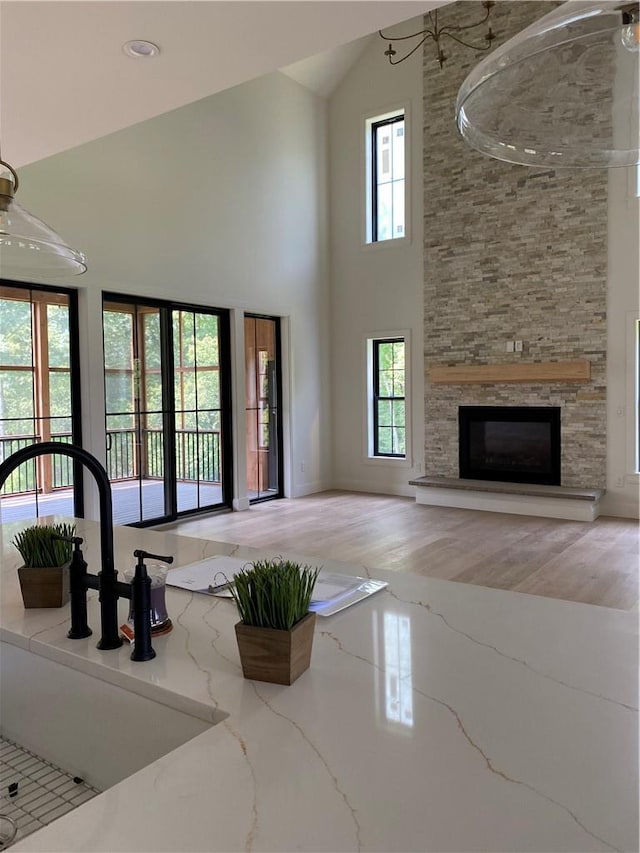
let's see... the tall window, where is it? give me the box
[372,337,406,457]
[367,110,406,243]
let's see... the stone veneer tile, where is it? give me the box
[423,1,607,488]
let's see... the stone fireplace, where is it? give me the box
[422,1,607,491]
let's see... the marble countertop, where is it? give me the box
[1,516,637,853]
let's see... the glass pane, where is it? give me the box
[105,372,134,414]
[176,368,197,415]
[378,370,394,397]
[0,299,32,366]
[0,369,34,420]
[144,410,163,431]
[196,370,220,410]
[175,420,198,480]
[378,427,392,454]
[193,427,214,482]
[49,371,71,418]
[393,400,406,428]
[377,399,392,427]
[244,318,257,409]
[392,181,405,238]
[106,415,136,479]
[0,458,37,496]
[393,121,405,179]
[376,183,392,241]
[144,373,163,414]
[378,342,394,370]
[376,127,392,179]
[143,311,161,370]
[50,429,74,488]
[393,372,406,397]
[195,313,219,367]
[176,406,197,431]
[176,312,196,369]
[394,427,406,455]
[144,428,164,478]
[392,341,405,368]
[47,304,70,368]
[50,415,72,438]
[103,311,133,370]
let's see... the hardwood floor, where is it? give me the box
[162,491,640,611]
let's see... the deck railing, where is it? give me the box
[0,429,221,496]
[0,434,74,495]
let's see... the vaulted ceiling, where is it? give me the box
[1,1,447,168]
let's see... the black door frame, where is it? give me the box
[103,292,233,526]
[245,312,284,504]
[0,279,84,517]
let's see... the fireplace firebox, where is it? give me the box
[459,406,561,486]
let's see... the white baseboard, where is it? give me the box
[291,480,329,498]
[415,486,601,521]
[599,492,640,519]
[333,478,415,498]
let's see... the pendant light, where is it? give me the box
[456,1,640,168]
[0,150,87,280]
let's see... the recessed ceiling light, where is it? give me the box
[123,40,160,59]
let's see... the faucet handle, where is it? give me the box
[53,534,84,547]
[133,550,174,565]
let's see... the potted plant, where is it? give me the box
[12,522,76,608]
[230,558,320,685]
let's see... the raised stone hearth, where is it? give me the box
[410,476,604,522]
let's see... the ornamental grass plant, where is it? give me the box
[12,523,76,568]
[230,558,319,631]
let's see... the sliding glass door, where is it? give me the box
[103,295,231,526]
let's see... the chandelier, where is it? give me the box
[379,1,496,69]
[456,1,640,168]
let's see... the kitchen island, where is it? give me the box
[1,517,637,852]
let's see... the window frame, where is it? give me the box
[0,281,84,515]
[364,104,410,248]
[365,332,411,463]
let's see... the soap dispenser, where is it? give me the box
[129,549,173,662]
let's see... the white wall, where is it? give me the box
[328,27,424,497]
[603,166,640,518]
[17,71,331,510]
[328,23,639,518]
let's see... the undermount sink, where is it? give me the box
[0,642,219,793]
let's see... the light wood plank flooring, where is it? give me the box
[162,491,640,611]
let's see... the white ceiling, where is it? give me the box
[0,1,446,169]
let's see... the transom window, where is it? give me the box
[366,110,406,244]
[373,337,406,457]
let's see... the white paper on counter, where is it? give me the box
[167,557,388,614]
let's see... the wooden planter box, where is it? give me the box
[18,564,70,608]
[235,612,316,685]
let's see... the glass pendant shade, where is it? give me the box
[0,171,86,280]
[456,1,640,168]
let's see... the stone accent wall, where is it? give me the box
[423,1,607,488]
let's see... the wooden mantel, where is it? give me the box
[429,360,591,385]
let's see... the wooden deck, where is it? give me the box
[0,480,223,525]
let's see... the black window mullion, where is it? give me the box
[373,337,405,458]
[371,114,403,243]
